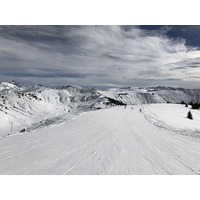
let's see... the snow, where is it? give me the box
[1,81,200,137]
[1,105,200,174]
[1,82,200,174]
[143,104,200,134]
[0,84,107,137]
[0,81,20,93]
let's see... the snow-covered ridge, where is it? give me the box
[99,86,200,105]
[0,81,24,93]
[1,81,200,137]
[0,81,110,137]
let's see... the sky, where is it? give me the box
[1,25,200,89]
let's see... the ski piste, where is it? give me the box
[1,81,200,174]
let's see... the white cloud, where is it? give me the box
[0,25,200,88]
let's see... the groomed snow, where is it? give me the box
[143,104,200,134]
[1,105,200,175]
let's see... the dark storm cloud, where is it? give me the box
[0,25,200,88]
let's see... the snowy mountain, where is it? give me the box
[0,81,110,137]
[1,81,200,174]
[1,81,200,137]
[0,80,25,93]
[1,104,200,174]
[99,86,200,105]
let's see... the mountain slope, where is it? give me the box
[1,81,200,137]
[0,82,109,137]
[1,105,200,175]
[99,86,200,105]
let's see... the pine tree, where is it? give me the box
[192,103,199,110]
[181,101,185,105]
[187,111,193,120]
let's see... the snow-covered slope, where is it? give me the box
[0,82,109,137]
[99,86,200,105]
[0,81,25,93]
[143,104,200,137]
[1,105,200,175]
[1,81,200,137]
[1,81,200,174]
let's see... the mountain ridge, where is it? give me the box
[1,80,200,137]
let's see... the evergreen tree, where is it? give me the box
[181,101,185,105]
[192,103,200,110]
[187,111,193,120]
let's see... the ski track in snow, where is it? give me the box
[1,106,200,175]
[142,104,200,138]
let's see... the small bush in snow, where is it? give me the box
[187,111,193,120]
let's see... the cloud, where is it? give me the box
[0,25,200,88]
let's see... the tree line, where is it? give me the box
[180,101,200,110]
